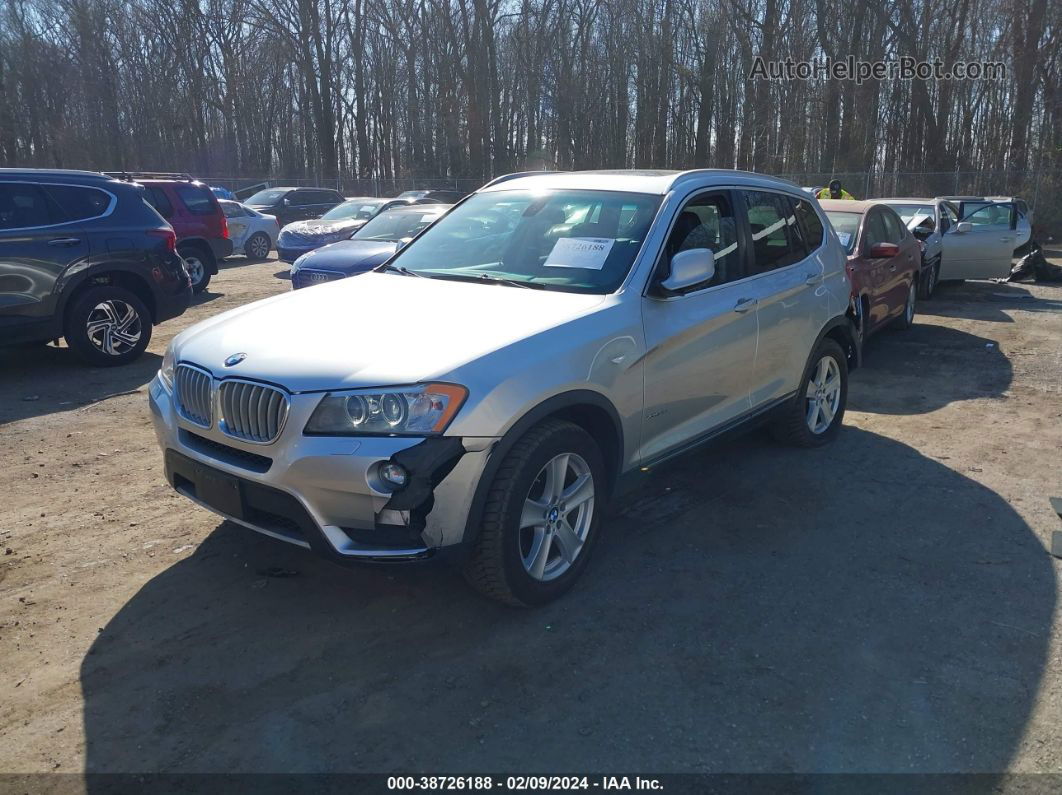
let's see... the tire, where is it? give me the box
[245,232,271,260]
[464,419,607,607]
[770,338,848,448]
[918,258,939,300]
[63,285,152,366]
[179,245,214,294]
[894,278,916,330]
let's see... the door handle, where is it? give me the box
[733,297,758,313]
[48,237,81,246]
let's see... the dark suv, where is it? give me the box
[0,169,191,366]
[243,187,346,227]
[116,173,232,293]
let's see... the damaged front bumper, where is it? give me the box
[149,375,493,562]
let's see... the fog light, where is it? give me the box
[380,462,409,489]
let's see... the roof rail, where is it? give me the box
[104,171,196,182]
[480,171,564,189]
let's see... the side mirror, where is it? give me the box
[955,222,972,234]
[660,248,715,293]
[282,197,292,206]
[868,242,900,258]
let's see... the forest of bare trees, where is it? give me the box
[0,0,1059,222]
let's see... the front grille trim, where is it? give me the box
[174,363,213,428]
[218,378,289,445]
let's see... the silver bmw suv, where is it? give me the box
[149,170,856,605]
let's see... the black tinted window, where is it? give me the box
[662,192,741,289]
[0,183,61,229]
[144,187,173,218]
[45,185,111,222]
[880,208,905,243]
[793,198,824,250]
[743,190,805,274]
[175,184,216,215]
[864,210,889,248]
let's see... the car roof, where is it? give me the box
[382,203,453,214]
[479,169,803,196]
[0,168,120,184]
[341,196,386,204]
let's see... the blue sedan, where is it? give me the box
[290,204,452,289]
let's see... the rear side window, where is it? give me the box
[144,187,173,218]
[743,190,806,274]
[0,183,62,229]
[44,185,111,222]
[175,184,217,215]
[793,198,824,251]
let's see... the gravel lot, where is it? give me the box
[1,252,1061,776]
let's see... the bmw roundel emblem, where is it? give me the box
[224,352,247,367]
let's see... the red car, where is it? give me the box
[820,199,921,343]
[110,172,233,293]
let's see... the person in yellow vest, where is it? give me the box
[816,179,855,200]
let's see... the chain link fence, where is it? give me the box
[200,170,1061,238]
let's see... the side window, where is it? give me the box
[174,184,216,216]
[289,191,310,206]
[145,187,173,218]
[940,204,957,231]
[743,190,805,274]
[793,198,824,251]
[44,185,111,222]
[864,210,889,250]
[963,204,1011,229]
[880,209,905,243]
[660,192,741,291]
[0,183,62,230]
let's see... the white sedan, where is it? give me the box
[219,200,280,260]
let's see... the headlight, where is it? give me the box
[304,383,467,436]
[290,253,309,274]
[159,344,175,392]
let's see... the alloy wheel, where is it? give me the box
[805,356,841,435]
[906,282,916,324]
[85,299,142,356]
[248,234,270,259]
[519,452,595,581]
[183,255,205,286]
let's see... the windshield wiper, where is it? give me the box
[472,273,545,290]
[375,262,426,278]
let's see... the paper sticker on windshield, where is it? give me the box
[359,205,377,212]
[544,237,615,270]
[836,232,852,247]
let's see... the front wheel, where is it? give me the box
[771,338,848,447]
[64,286,152,366]
[464,419,606,606]
[918,258,939,300]
[894,279,916,330]
[245,232,271,260]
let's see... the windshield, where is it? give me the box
[245,189,289,205]
[322,200,385,221]
[824,211,861,254]
[386,189,662,293]
[353,208,448,242]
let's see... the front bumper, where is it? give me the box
[148,375,494,561]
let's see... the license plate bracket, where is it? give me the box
[196,466,243,519]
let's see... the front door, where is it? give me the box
[640,189,758,463]
[941,202,1016,279]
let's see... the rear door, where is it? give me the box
[0,181,91,329]
[941,202,1016,279]
[739,190,822,407]
[640,189,758,462]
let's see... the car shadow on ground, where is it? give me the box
[848,322,1011,415]
[0,346,161,425]
[919,281,1062,324]
[80,427,1053,776]
[273,270,291,281]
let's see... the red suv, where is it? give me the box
[111,172,233,293]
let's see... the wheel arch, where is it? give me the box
[460,389,624,545]
[59,267,158,325]
[177,237,218,273]
[818,313,861,372]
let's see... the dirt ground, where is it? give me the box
[1,251,1061,779]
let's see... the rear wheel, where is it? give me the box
[464,419,606,606]
[918,258,939,300]
[245,232,271,260]
[64,286,151,366]
[179,245,214,293]
[771,338,848,447]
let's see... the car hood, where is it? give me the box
[280,219,365,240]
[173,273,606,392]
[295,239,399,273]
